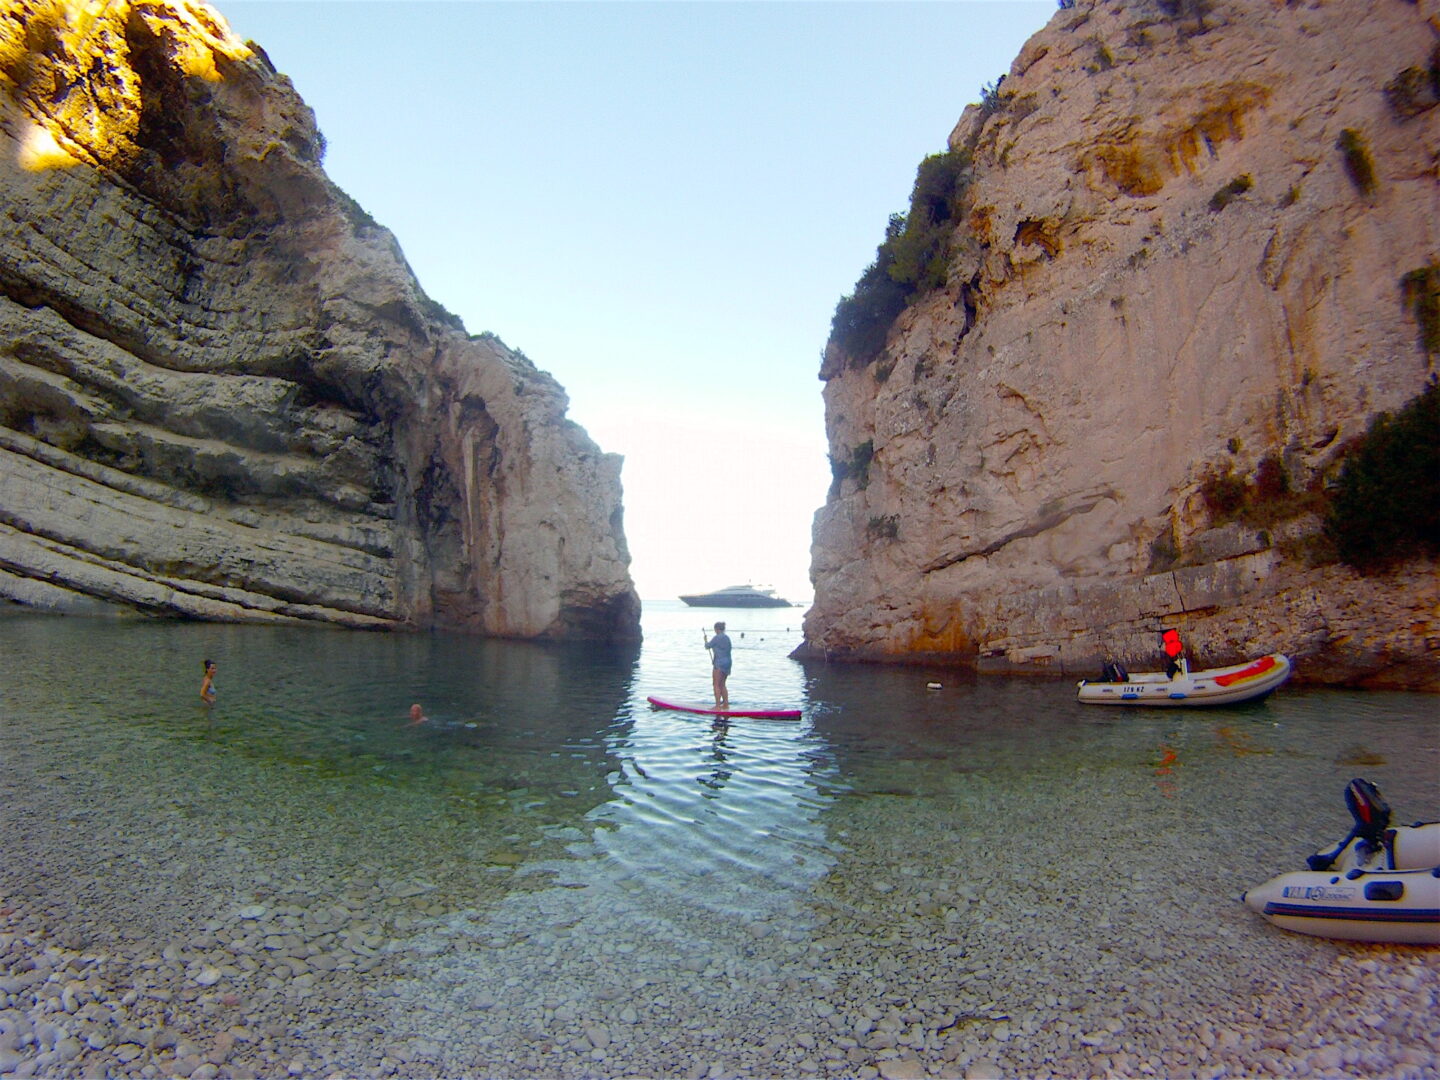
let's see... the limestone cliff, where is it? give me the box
[803,0,1439,688]
[0,0,640,639]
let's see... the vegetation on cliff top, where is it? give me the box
[828,148,974,366]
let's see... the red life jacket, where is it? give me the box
[1162,629,1183,659]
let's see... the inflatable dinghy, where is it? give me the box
[1077,654,1291,706]
[1244,778,1440,944]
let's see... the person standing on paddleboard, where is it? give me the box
[704,622,732,709]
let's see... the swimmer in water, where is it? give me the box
[404,703,429,727]
[200,659,217,704]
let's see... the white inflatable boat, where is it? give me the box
[1244,779,1440,944]
[1077,654,1292,706]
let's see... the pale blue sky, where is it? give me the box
[221,0,1054,601]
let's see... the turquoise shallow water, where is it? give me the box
[1,603,1437,1078]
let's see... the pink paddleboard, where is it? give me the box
[646,695,801,720]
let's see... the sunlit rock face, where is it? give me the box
[0,0,640,639]
[802,0,1439,687]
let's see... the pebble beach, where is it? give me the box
[3,772,1437,1080]
[2,614,1437,1079]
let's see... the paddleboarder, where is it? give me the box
[703,621,732,709]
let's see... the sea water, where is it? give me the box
[1,602,1436,1077]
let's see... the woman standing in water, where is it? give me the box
[704,622,732,709]
[200,659,217,704]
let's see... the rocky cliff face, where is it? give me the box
[803,0,1439,687]
[0,0,640,639]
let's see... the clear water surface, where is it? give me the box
[1,601,1436,1077]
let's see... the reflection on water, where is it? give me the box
[2,603,1438,1077]
[0,604,830,916]
[595,706,836,919]
[3,604,1437,905]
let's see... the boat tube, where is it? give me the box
[1076,653,1292,706]
[1244,779,1440,944]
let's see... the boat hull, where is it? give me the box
[1077,653,1291,706]
[1245,823,1440,944]
[679,595,794,608]
[1244,868,1440,944]
[678,584,795,608]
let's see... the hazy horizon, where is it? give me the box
[222,0,1057,601]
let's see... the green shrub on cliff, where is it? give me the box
[828,439,875,497]
[1326,379,1440,570]
[1198,452,1311,528]
[1383,48,1440,120]
[1401,264,1439,355]
[1198,463,1248,520]
[888,149,973,293]
[829,149,974,365]
[1208,174,1252,212]
[830,216,910,365]
[1337,128,1377,197]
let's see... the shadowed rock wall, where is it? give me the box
[0,0,639,639]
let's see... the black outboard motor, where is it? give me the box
[1345,777,1391,844]
[1307,778,1392,871]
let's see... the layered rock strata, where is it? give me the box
[0,0,639,639]
[802,0,1439,687]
